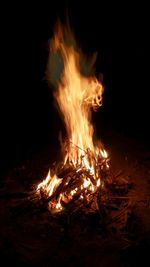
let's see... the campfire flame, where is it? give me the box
[37,21,109,212]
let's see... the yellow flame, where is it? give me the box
[97,178,101,187]
[100,149,108,159]
[49,21,104,168]
[36,22,109,210]
[37,170,62,197]
[55,194,63,210]
[83,178,91,189]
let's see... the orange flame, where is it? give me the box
[37,21,109,211]
[50,22,104,167]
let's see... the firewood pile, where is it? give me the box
[1,137,150,266]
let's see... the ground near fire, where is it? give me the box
[1,1,150,266]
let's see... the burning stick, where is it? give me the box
[37,144,110,213]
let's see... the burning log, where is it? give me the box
[36,145,110,213]
[56,165,75,178]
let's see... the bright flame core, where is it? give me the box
[37,22,109,212]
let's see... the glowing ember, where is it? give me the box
[37,21,109,212]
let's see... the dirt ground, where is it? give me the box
[0,131,150,267]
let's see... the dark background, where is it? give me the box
[1,1,149,171]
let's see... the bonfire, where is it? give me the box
[37,21,110,213]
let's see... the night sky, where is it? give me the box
[1,1,149,170]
